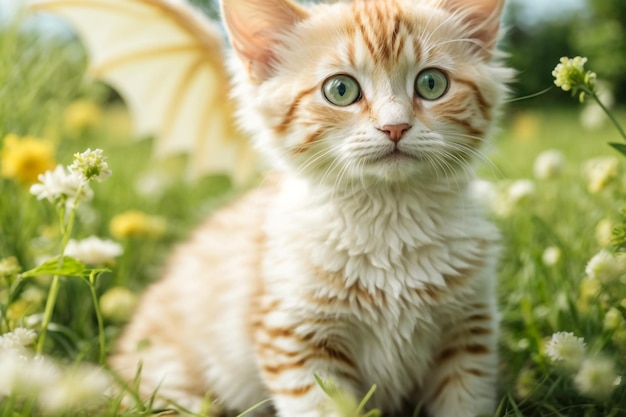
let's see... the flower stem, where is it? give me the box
[37,185,83,354]
[37,274,60,354]
[589,90,626,141]
[88,271,106,365]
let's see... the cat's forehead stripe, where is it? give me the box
[350,0,419,68]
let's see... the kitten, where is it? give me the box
[110,0,513,416]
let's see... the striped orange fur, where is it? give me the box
[110,0,513,416]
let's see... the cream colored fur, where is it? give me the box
[110,0,513,416]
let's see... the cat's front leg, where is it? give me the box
[423,298,499,417]
[252,310,359,417]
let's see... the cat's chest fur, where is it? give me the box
[256,176,498,407]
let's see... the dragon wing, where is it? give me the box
[29,0,255,183]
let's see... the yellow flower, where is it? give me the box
[109,210,167,239]
[63,99,102,134]
[0,134,55,184]
[552,56,597,102]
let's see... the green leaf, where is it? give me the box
[20,256,86,278]
[609,142,626,157]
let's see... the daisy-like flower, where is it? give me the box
[545,332,586,371]
[64,236,123,265]
[574,357,621,399]
[0,328,37,354]
[533,150,565,180]
[0,134,55,184]
[0,351,61,398]
[552,56,597,102]
[29,165,93,206]
[69,148,111,182]
[585,250,626,284]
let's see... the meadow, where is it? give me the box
[1,14,626,417]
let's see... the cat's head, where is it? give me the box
[222,0,513,186]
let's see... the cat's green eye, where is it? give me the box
[415,68,449,100]
[322,75,361,106]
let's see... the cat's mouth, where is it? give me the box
[368,148,419,164]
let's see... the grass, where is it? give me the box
[1,16,626,417]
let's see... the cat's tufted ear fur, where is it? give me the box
[221,0,309,82]
[441,0,505,55]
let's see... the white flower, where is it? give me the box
[534,150,565,180]
[65,236,123,265]
[507,179,535,204]
[135,171,172,198]
[30,165,93,205]
[581,82,615,130]
[468,179,497,211]
[583,157,619,193]
[69,148,111,182]
[0,351,61,398]
[545,332,586,370]
[38,364,110,413]
[542,246,562,266]
[585,250,626,284]
[574,357,621,399]
[0,328,37,353]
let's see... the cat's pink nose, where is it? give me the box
[380,123,411,142]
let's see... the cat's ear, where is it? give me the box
[221,0,309,81]
[441,0,504,55]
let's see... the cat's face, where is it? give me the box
[223,0,512,185]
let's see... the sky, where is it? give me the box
[1,0,588,31]
[510,0,587,23]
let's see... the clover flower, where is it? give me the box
[545,332,586,370]
[595,218,615,247]
[0,256,21,277]
[603,307,625,331]
[69,148,111,182]
[585,250,626,284]
[533,150,565,180]
[507,179,535,204]
[574,357,621,399]
[64,236,123,265]
[552,56,597,102]
[38,364,111,414]
[99,287,138,322]
[0,134,55,184]
[29,165,93,206]
[583,156,619,194]
[542,246,562,266]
